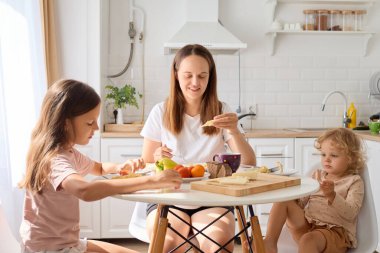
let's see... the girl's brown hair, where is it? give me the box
[163,44,222,135]
[315,128,366,174]
[19,79,101,193]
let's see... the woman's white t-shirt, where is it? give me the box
[141,102,236,164]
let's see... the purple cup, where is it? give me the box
[213,153,241,172]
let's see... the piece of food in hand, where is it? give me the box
[201,120,214,127]
[112,173,142,179]
[191,164,205,177]
[155,158,177,171]
[216,176,249,185]
[232,171,258,180]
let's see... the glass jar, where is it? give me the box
[329,10,342,31]
[342,10,354,31]
[316,10,329,31]
[354,10,367,31]
[303,9,316,31]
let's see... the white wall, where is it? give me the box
[56,0,380,129]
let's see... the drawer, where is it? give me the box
[248,138,294,158]
[101,138,143,162]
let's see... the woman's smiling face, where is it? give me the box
[177,55,210,104]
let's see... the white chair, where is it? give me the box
[0,200,21,252]
[129,202,150,243]
[277,166,378,253]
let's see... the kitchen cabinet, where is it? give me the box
[248,138,295,171]
[100,138,143,238]
[265,0,376,55]
[294,138,320,175]
[365,140,380,251]
[75,136,101,239]
[248,138,295,235]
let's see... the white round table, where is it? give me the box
[112,177,319,253]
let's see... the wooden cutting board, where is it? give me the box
[190,173,301,197]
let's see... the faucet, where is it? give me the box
[321,91,351,128]
[238,113,256,120]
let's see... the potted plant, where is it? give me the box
[105,84,142,124]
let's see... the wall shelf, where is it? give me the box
[265,0,377,55]
[266,30,374,56]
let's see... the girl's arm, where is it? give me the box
[61,169,182,202]
[90,159,145,176]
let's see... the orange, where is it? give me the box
[191,164,205,178]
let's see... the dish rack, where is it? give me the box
[368,71,380,99]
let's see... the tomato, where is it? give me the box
[119,169,129,176]
[174,165,184,171]
[177,167,191,178]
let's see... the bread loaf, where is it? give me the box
[206,161,232,179]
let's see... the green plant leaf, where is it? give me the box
[105,84,142,109]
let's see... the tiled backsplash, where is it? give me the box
[105,0,380,129]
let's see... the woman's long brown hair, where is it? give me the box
[19,79,100,193]
[164,44,222,135]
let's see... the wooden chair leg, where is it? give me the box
[149,205,169,253]
[250,215,265,253]
[235,206,249,253]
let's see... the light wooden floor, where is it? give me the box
[103,238,246,252]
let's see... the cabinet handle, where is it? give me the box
[260,212,270,215]
[312,153,321,156]
[120,154,139,157]
[261,153,284,157]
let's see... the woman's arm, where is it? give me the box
[61,169,182,202]
[141,138,162,163]
[213,112,256,166]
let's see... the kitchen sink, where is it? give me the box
[284,128,332,132]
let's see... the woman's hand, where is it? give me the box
[212,112,240,135]
[153,144,174,162]
[117,158,145,173]
[153,169,182,189]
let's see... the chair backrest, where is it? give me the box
[278,165,378,253]
[129,202,150,243]
[348,167,378,253]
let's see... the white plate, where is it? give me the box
[272,169,298,176]
[182,172,210,183]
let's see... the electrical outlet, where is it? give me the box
[249,104,257,114]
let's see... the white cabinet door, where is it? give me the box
[294,138,320,176]
[248,138,295,171]
[75,137,101,239]
[365,140,380,251]
[100,138,143,238]
[248,138,295,235]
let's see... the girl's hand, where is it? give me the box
[117,158,145,173]
[212,113,240,135]
[154,169,182,189]
[153,144,173,162]
[319,179,336,203]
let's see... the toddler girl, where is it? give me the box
[264,128,365,253]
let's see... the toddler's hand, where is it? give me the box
[319,178,336,203]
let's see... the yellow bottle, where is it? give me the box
[347,102,357,128]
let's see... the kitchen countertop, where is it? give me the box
[101,129,380,142]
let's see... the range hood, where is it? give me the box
[164,0,247,54]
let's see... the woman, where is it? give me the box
[141,44,256,252]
